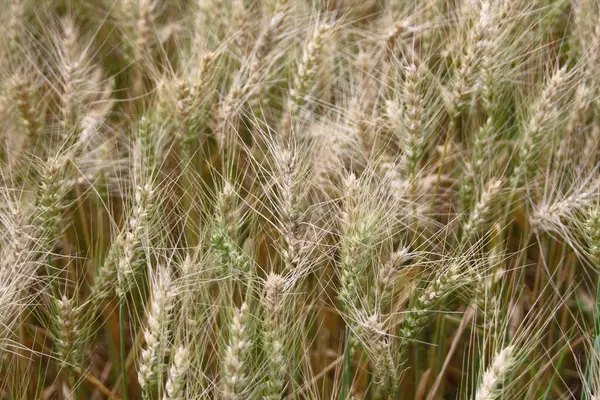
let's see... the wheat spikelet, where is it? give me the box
[359,313,396,392]
[398,262,463,368]
[463,179,503,241]
[163,344,189,400]
[116,183,155,299]
[511,66,569,185]
[53,294,82,368]
[221,302,252,399]
[11,74,43,148]
[474,346,515,400]
[281,22,332,139]
[261,273,287,399]
[138,266,175,400]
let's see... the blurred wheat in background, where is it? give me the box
[1,0,599,398]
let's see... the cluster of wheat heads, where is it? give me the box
[1,0,600,399]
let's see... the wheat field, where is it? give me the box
[0,0,599,399]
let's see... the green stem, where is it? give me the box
[542,327,573,400]
[340,326,352,400]
[119,302,129,400]
[583,271,600,400]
